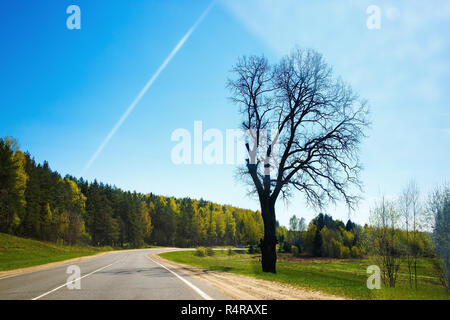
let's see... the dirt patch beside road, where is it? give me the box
[151,252,345,300]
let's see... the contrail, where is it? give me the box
[82,2,215,174]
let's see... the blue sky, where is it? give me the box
[1,0,449,227]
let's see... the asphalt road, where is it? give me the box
[0,249,230,300]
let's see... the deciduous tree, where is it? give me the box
[228,48,369,272]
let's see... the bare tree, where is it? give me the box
[399,184,413,287]
[427,184,450,289]
[399,180,421,288]
[227,48,369,273]
[409,182,421,289]
[369,196,401,287]
[289,215,300,232]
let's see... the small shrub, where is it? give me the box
[194,247,207,257]
[350,246,361,258]
[78,233,92,245]
[282,241,292,253]
[206,247,215,256]
[329,239,341,258]
[227,248,236,256]
[340,245,351,259]
[291,245,300,257]
[277,243,283,253]
[248,244,261,254]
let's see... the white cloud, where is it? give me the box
[221,0,450,104]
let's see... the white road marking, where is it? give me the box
[31,257,125,300]
[146,255,213,300]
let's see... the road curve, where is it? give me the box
[0,249,230,300]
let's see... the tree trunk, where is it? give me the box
[260,198,277,273]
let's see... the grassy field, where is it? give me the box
[160,250,450,300]
[0,233,114,271]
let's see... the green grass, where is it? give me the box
[160,250,450,300]
[0,233,113,271]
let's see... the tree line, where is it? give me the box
[277,214,367,259]
[276,182,449,290]
[367,182,449,289]
[0,137,264,248]
[277,213,435,260]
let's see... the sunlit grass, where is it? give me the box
[160,250,449,300]
[0,233,113,271]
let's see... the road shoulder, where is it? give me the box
[0,251,120,280]
[151,252,346,300]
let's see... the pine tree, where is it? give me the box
[0,138,21,233]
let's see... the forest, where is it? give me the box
[0,137,264,248]
[276,197,448,289]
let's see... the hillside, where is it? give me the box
[0,233,112,271]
